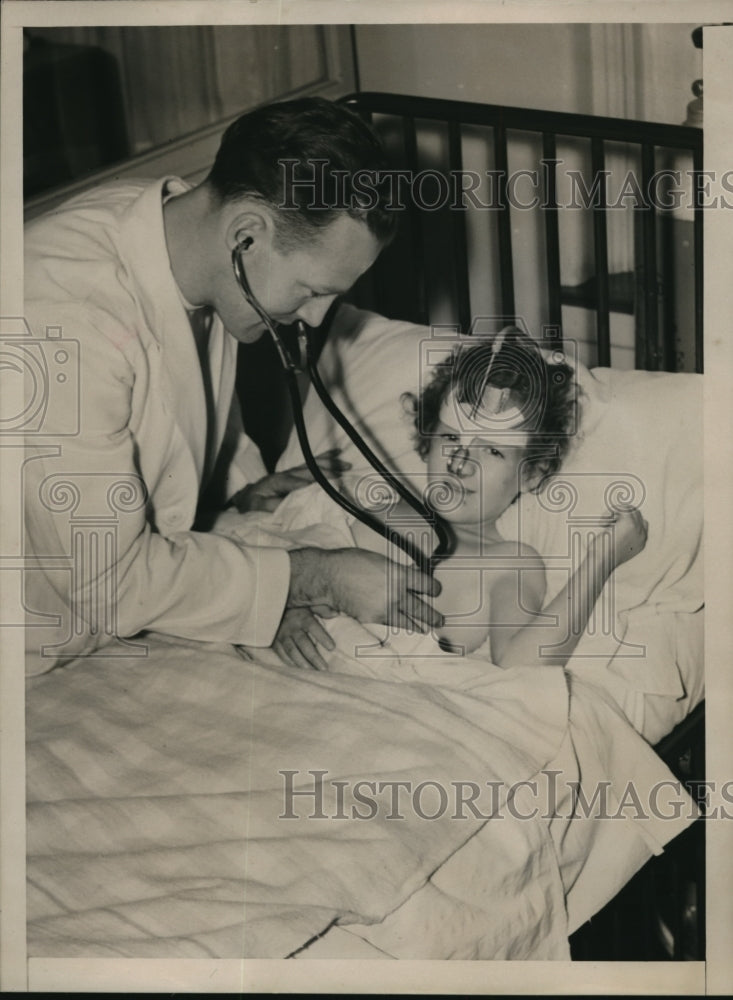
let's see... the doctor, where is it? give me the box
[23,97,441,674]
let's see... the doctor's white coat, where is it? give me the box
[23,177,290,674]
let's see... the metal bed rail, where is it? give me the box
[341,91,703,374]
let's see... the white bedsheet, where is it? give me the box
[25,486,697,961]
[298,673,697,959]
[27,632,694,961]
[216,484,699,955]
[27,630,574,958]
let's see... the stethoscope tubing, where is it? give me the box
[231,243,453,576]
[301,331,453,562]
[284,364,435,575]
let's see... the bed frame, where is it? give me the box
[340,91,703,364]
[571,702,705,960]
[237,91,705,959]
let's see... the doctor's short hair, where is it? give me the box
[206,97,398,250]
[405,327,577,492]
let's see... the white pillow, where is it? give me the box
[498,365,703,706]
[499,367,703,611]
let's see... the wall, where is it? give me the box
[353,23,702,369]
[354,23,701,124]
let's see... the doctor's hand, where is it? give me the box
[273,606,338,671]
[227,449,351,513]
[287,547,443,633]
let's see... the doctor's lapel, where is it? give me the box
[118,179,209,484]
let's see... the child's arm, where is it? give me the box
[489,509,648,669]
[271,606,337,671]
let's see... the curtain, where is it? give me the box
[27,25,329,156]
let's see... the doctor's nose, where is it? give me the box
[295,295,338,329]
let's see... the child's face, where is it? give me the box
[425,420,533,526]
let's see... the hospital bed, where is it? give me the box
[337,92,706,962]
[25,92,704,964]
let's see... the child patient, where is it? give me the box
[274,326,647,671]
[398,326,648,666]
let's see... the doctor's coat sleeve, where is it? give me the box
[22,302,290,675]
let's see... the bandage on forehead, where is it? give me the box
[438,386,527,445]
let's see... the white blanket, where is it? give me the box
[27,630,573,958]
[26,484,697,960]
[216,488,697,952]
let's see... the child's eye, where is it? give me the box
[482,446,504,458]
[441,433,459,443]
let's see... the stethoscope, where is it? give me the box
[232,237,453,575]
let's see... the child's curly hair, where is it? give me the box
[405,327,577,492]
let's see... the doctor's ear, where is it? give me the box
[224,209,270,253]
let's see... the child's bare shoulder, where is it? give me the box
[486,538,544,568]
[485,540,546,609]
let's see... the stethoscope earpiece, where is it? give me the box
[231,240,295,372]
